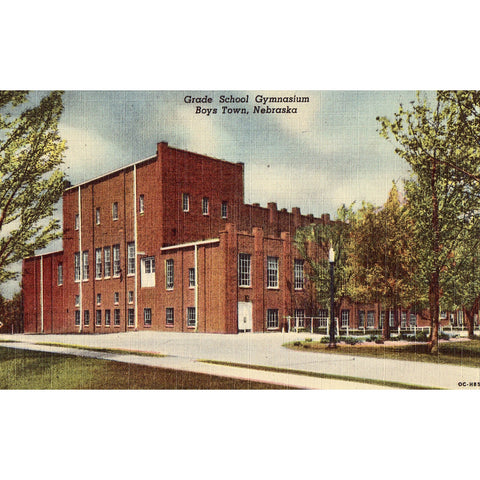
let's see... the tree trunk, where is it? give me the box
[465,299,479,339]
[382,305,390,340]
[427,270,440,353]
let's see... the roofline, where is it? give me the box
[161,238,220,251]
[24,250,64,260]
[64,154,157,192]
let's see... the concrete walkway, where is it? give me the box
[1,331,479,389]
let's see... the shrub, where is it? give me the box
[304,338,313,343]
[293,341,301,347]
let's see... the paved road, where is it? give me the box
[1,331,478,389]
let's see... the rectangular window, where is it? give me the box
[114,292,119,304]
[113,244,120,276]
[114,309,120,326]
[267,309,279,329]
[57,263,63,286]
[294,259,304,290]
[75,214,79,230]
[294,309,305,328]
[358,310,365,328]
[75,295,80,307]
[95,207,100,225]
[410,313,417,326]
[202,197,209,215]
[139,194,144,214]
[238,253,251,287]
[221,201,228,219]
[74,252,81,282]
[127,242,135,275]
[82,251,89,280]
[96,293,101,305]
[189,268,196,288]
[367,310,375,328]
[141,257,156,288]
[166,259,174,290]
[75,310,80,326]
[341,310,350,327]
[104,247,111,278]
[389,310,395,327]
[84,310,90,326]
[379,312,385,328]
[144,308,152,326]
[182,193,189,212]
[319,309,329,327]
[95,248,102,279]
[401,312,407,328]
[96,310,102,326]
[166,307,174,326]
[187,307,196,328]
[267,256,279,288]
[128,291,133,303]
[128,309,135,327]
[112,202,118,220]
[105,309,111,326]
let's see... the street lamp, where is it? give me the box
[328,246,337,348]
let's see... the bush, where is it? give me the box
[304,338,313,343]
[293,341,301,347]
[344,336,362,345]
[320,337,330,344]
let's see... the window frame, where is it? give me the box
[139,194,145,214]
[113,244,120,277]
[238,253,251,287]
[82,250,89,281]
[114,309,120,326]
[144,308,152,326]
[95,310,102,326]
[294,259,304,290]
[57,263,63,286]
[95,207,100,225]
[221,201,228,219]
[266,256,279,289]
[95,248,102,279]
[127,242,135,275]
[104,247,111,278]
[189,267,196,288]
[166,259,174,290]
[112,202,119,221]
[74,310,81,326]
[187,307,196,328]
[202,197,209,215]
[105,309,111,326]
[127,308,135,327]
[267,309,279,329]
[166,307,174,326]
[84,310,90,327]
[182,193,190,212]
[74,252,81,282]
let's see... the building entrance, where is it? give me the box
[237,302,253,332]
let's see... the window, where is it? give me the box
[267,256,279,288]
[238,253,251,287]
[367,310,375,328]
[104,247,111,278]
[95,207,100,225]
[139,194,144,214]
[82,251,89,280]
[379,312,385,328]
[75,311,80,326]
[166,307,174,326]
[187,307,196,328]
[128,309,135,327]
[267,309,279,329]
[401,312,407,328]
[114,292,119,304]
[96,310,102,326]
[410,313,417,326]
[458,310,464,325]
[294,309,305,328]
[358,310,365,328]
[57,263,63,286]
[294,259,304,290]
[74,252,81,282]
[141,257,156,288]
[166,259,174,290]
[84,310,90,326]
[105,310,111,326]
[182,193,189,212]
[75,295,80,307]
[127,242,135,275]
[341,310,350,327]
[95,248,102,279]
[389,310,395,327]
[128,291,133,303]
[202,197,209,215]
[113,244,120,276]
[114,309,120,326]
[96,293,101,305]
[112,202,118,220]
[189,268,196,288]
[319,309,329,327]
[144,308,152,326]
[221,201,228,219]
[75,214,79,230]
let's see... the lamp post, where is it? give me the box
[328,246,337,348]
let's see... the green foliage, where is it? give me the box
[0,91,66,284]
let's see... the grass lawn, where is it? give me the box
[284,339,480,368]
[0,346,291,390]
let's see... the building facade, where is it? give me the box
[23,142,462,334]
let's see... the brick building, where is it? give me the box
[22,142,459,334]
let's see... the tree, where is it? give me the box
[0,291,22,333]
[349,184,424,340]
[0,91,66,284]
[294,204,355,327]
[378,91,480,353]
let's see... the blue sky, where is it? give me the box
[3,90,421,297]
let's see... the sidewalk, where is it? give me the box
[1,331,478,389]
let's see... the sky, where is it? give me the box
[2,89,421,298]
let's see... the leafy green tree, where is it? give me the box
[378,91,480,353]
[0,91,66,285]
[349,184,424,340]
[294,204,355,324]
[0,291,22,333]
